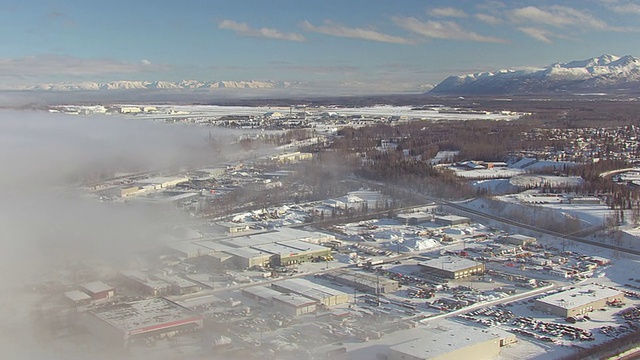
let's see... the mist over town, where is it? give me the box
[4,1,640,360]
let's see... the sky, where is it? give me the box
[2,0,640,93]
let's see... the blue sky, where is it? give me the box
[2,0,640,92]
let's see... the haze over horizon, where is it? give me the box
[2,0,640,94]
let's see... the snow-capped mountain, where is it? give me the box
[429,54,640,95]
[7,80,304,92]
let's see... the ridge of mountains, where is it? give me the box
[3,80,305,92]
[429,54,640,95]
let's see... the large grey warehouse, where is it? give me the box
[535,284,624,318]
[388,320,516,360]
[83,297,204,348]
[418,256,485,279]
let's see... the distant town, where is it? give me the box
[20,99,640,360]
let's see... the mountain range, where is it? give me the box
[2,80,305,92]
[429,54,640,95]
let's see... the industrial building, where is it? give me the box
[241,286,318,316]
[324,269,400,294]
[252,241,331,266]
[270,151,313,163]
[216,221,251,234]
[119,270,171,296]
[273,294,317,316]
[64,290,92,306]
[153,274,201,295]
[223,247,274,269]
[418,256,485,279]
[388,320,515,360]
[396,212,432,225]
[211,228,334,268]
[221,228,335,248]
[80,281,115,300]
[503,234,537,246]
[534,285,625,317]
[84,297,203,348]
[241,286,285,305]
[165,241,217,259]
[434,215,470,226]
[136,176,189,190]
[271,278,349,306]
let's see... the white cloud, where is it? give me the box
[517,27,555,43]
[511,5,609,29]
[218,19,306,42]
[0,55,164,78]
[393,17,507,43]
[429,7,468,18]
[474,13,502,25]
[300,20,413,44]
[608,2,640,15]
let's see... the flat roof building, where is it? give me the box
[153,274,201,295]
[241,286,285,305]
[324,269,400,294]
[271,278,349,307]
[65,290,92,306]
[241,286,318,316]
[397,212,433,225]
[223,247,274,269]
[388,320,515,360]
[251,241,331,267]
[273,294,317,317]
[503,234,537,246]
[165,242,216,259]
[535,285,624,318]
[418,256,484,279]
[434,215,470,226]
[84,298,203,348]
[80,281,115,300]
[119,270,171,296]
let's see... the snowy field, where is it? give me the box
[117,105,521,121]
[450,167,525,179]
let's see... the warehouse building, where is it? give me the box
[434,215,470,226]
[273,294,317,316]
[153,274,201,295]
[503,234,537,246]
[241,286,318,316]
[223,247,274,269]
[65,290,92,306]
[84,297,203,348]
[324,269,400,294]
[119,270,171,296]
[80,281,115,300]
[241,286,285,305]
[388,320,515,360]
[418,256,484,279]
[135,176,189,190]
[165,242,217,259]
[271,278,349,306]
[251,241,331,266]
[534,285,624,318]
[396,212,432,225]
[220,228,335,248]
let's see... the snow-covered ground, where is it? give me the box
[116,105,520,121]
[450,167,526,179]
